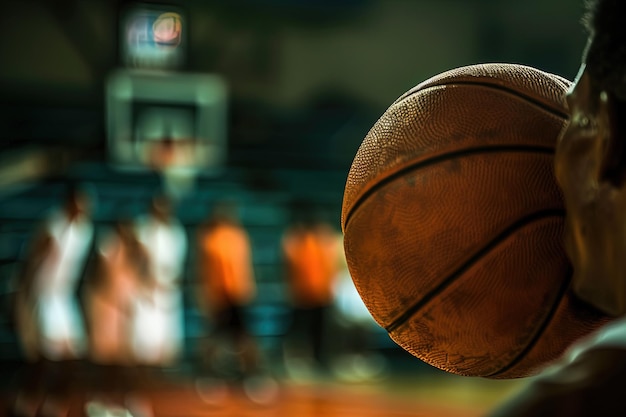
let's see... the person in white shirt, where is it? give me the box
[133,194,187,367]
[12,185,95,417]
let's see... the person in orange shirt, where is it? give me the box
[195,201,277,404]
[197,202,256,323]
[281,207,340,377]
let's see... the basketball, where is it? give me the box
[340,63,610,379]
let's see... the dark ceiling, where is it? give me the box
[0,0,588,170]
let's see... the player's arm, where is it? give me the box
[488,347,626,417]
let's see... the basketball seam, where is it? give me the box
[394,81,569,120]
[385,208,566,333]
[343,145,556,230]
[485,265,573,378]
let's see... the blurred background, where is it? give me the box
[0,0,588,416]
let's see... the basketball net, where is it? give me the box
[145,138,198,199]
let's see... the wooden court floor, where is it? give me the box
[0,367,524,417]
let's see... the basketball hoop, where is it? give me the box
[162,165,197,200]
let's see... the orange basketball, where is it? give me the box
[341,63,610,379]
